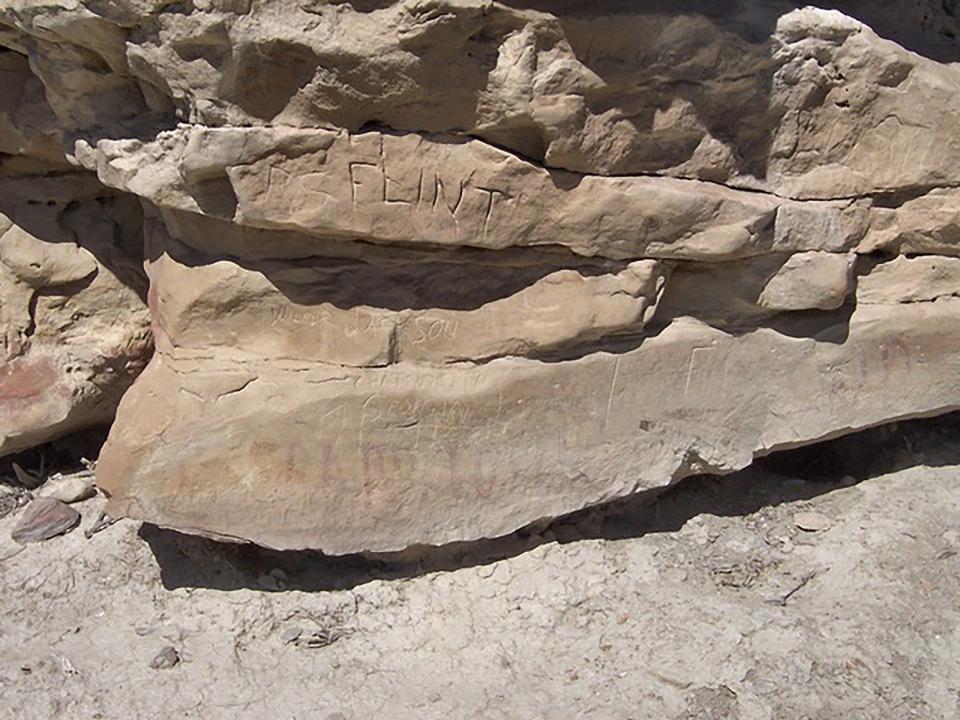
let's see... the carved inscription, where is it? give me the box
[325,390,571,498]
[405,314,459,345]
[683,344,729,403]
[269,305,395,337]
[341,133,510,237]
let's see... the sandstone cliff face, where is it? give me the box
[0,176,151,455]
[1,1,959,551]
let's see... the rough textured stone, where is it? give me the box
[759,252,855,311]
[0,177,152,455]
[100,299,960,552]
[36,471,97,503]
[1,1,959,552]
[11,496,80,544]
[0,5,153,455]
[89,125,866,260]
[858,256,960,305]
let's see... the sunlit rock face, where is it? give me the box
[2,1,959,551]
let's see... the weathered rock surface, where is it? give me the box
[100,299,960,552]
[1,1,959,551]
[0,3,153,454]
[91,125,868,261]
[0,177,152,455]
[11,496,80,544]
[36,470,97,504]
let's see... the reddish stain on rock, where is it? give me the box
[11,497,81,544]
[0,356,71,436]
[0,356,57,401]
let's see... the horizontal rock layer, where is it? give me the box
[100,299,960,552]
[1,1,959,551]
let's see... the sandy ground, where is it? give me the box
[2,416,960,720]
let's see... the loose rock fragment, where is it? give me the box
[280,628,302,645]
[36,471,96,504]
[295,629,342,650]
[759,253,855,312]
[794,512,833,533]
[149,646,180,670]
[11,497,81,544]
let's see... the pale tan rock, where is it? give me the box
[858,256,960,305]
[759,252,855,312]
[0,1,157,134]
[0,177,152,456]
[0,221,98,287]
[0,26,151,456]
[92,125,868,261]
[860,189,960,258]
[633,255,787,331]
[0,49,65,173]
[651,250,857,329]
[36,471,97,504]
[29,0,948,198]
[144,215,667,367]
[1,1,957,196]
[98,301,960,553]
[3,0,960,553]
[794,511,833,533]
[146,239,397,368]
[768,8,960,198]
[396,261,667,364]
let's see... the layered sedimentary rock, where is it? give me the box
[1,1,959,551]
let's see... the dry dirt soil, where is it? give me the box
[2,416,960,720]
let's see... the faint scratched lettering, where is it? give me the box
[298,172,336,207]
[269,305,335,329]
[854,339,914,385]
[407,314,459,345]
[344,308,394,338]
[269,305,394,337]
[683,345,729,404]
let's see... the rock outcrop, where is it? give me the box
[1,1,959,551]
[0,176,152,455]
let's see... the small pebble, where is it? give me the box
[149,646,180,670]
[280,627,302,644]
[794,511,832,532]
